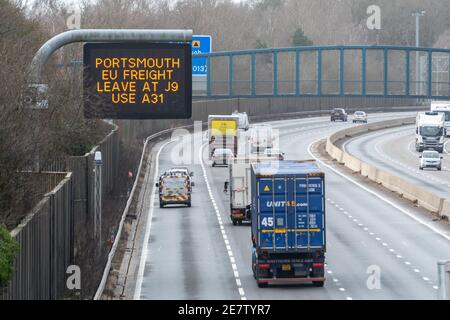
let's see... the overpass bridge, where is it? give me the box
[194,45,450,100]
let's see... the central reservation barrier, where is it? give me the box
[325,118,450,220]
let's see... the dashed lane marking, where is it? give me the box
[199,143,247,300]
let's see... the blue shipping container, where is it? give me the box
[251,161,326,252]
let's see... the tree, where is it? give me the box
[292,27,313,46]
[0,226,19,287]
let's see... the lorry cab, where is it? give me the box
[156,174,192,208]
[415,112,445,153]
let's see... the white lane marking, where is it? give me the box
[134,139,174,300]
[307,140,450,242]
[445,141,450,155]
[199,143,246,300]
[329,198,440,289]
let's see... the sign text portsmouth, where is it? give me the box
[83,43,192,119]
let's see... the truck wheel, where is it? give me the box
[160,203,164,208]
[232,219,238,226]
[419,167,423,171]
[438,167,442,171]
[212,163,216,167]
[313,281,325,288]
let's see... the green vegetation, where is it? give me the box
[292,28,313,47]
[0,226,19,287]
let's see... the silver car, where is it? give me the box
[353,111,368,123]
[420,150,442,171]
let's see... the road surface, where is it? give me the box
[133,112,450,300]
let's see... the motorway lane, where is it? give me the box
[204,113,445,300]
[137,112,449,300]
[138,137,240,300]
[344,125,450,200]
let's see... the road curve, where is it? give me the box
[134,112,450,300]
[343,125,450,200]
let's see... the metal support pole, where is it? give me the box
[340,48,344,96]
[207,55,212,97]
[384,48,388,96]
[295,50,300,96]
[362,48,367,96]
[412,11,425,95]
[94,151,103,247]
[273,51,278,96]
[251,53,256,96]
[30,29,192,84]
[229,54,233,97]
[416,15,420,95]
[437,260,450,300]
[406,49,411,96]
[428,50,433,97]
[317,49,322,96]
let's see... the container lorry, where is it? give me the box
[431,101,450,137]
[229,155,279,225]
[251,161,326,288]
[208,115,239,160]
[415,112,445,153]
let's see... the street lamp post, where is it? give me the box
[412,10,426,95]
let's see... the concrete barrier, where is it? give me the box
[441,201,450,220]
[325,117,448,218]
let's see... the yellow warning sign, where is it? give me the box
[192,41,201,48]
[264,185,271,192]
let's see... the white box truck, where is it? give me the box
[431,101,450,137]
[415,112,445,153]
[208,115,239,160]
[229,155,278,225]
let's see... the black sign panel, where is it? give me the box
[83,43,192,119]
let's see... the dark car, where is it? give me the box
[330,108,348,122]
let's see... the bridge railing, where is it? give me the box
[193,45,450,99]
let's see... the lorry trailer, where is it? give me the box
[229,155,279,225]
[251,161,326,287]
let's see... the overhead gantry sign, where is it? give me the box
[28,29,193,119]
[84,43,192,119]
